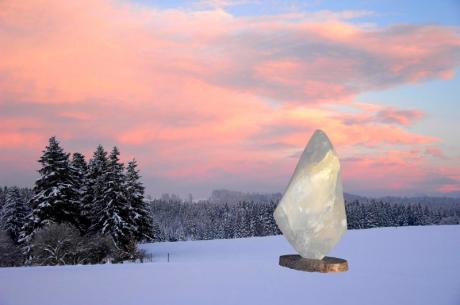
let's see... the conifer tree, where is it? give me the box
[0,187,31,243]
[71,153,88,184]
[82,145,108,233]
[22,137,80,241]
[259,203,276,236]
[151,219,164,242]
[90,147,134,251]
[0,186,6,212]
[125,159,153,242]
[71,152,89,231]
[234,202,251,238]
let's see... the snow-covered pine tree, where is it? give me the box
[89,147,134,251]
[71,153,88,185]
[234,202,251,238]
[83,145,109,233]
[0,187,31,243]
[70,152,89,232]
[151,218,164,242]
[0,187,5,229]
[0,186,6,212]
[21,137,81,241]
[222,204,235,239]
[258,202,277,236]
[125,159,153,242]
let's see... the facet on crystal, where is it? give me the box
[274,129,347,259]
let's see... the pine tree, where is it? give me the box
[89,147,134,251]
[22,137,80,241]
[234,202,251,238]
[222,203,234,239]
[259,202,277,236]
[0,187,6,230]
[125,159,153,242]
[70,152,89,231]
[247,202,257,237]
[0,187,31,243]
[151,218,164,242]
[0,186,6,212]
[83,145,109,232]
[71,153,88,185]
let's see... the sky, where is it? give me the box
[0,0,459,198]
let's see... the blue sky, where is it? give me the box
[135,0,460,26]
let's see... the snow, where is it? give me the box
[1,225,459,305]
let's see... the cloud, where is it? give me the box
[1,1,459,106]
[342,151,460,196]
[375,108,424,125]
[424,146,445,159]
[341,106,424,126]
[195,0,259,9]
[0,0,459,196]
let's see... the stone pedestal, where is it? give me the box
[279,255,348,273]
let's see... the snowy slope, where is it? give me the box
[0,225,459,305]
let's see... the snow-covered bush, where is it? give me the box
[30,224,115,266]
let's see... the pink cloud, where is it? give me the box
[0,0,459,195]
[375,107,424,126]
[340,106,424,126]
[342,151,460,195]
[0,132,43,149]
[58,112,93,121]
[424,146,445,159]
[1,1,459,105]
[0,117,47,149]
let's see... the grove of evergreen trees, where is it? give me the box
[0,136,155,265]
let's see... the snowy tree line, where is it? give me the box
[2,183,460,251]
[149,198,460,241]
[0,137,156,266]
[346,201,460,228]
[150,200,280,241]
[3,185,460,251]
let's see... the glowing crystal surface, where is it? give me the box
[274,129,347,259]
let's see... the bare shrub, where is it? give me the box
[0,231,23,267]
[31,223,115,266]
[31,224,80,265]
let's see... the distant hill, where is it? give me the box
[209,189,282,204]
[209,189,460,208]
[367,196,460,208]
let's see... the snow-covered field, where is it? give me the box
[0,225,459,305]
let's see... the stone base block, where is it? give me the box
[279,255,348,273]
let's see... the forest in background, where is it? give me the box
[150,193,460,242]
[4,186,458,244]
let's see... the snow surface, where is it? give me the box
[0,225,459,305]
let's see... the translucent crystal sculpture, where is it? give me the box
[274,129,347,259]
